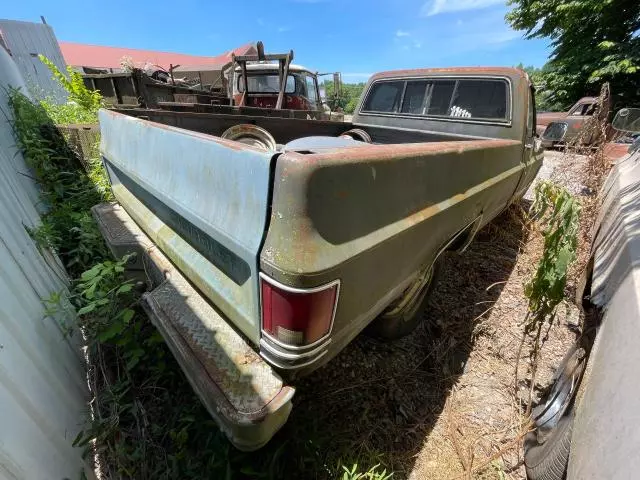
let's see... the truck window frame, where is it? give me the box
[568,102,595,117]
[237,73,297,94]
[358,75,513,127]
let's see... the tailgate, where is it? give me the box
[99,110,274,343]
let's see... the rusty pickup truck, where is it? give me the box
[537,95,612,147]
[93,67,543,450]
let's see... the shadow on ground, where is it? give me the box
[226,205,529,479]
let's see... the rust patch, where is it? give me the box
[370,66,527,82]
[102,109,270,152]
[296,139,522,165]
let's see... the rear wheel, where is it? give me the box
[367,260,441,340]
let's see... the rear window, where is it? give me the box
[362,77,510,122]
[362,81,403,113]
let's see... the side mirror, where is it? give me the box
[542,122,568,143]
[612,108,640,133]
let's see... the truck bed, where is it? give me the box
[113,107,490,145]
[100,109,529,371]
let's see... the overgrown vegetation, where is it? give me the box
[8,89,109,275]
[9,56,393,479]
[517,181,581,410]
[322,80,366,114]
[508,0,640,109]
[38,54,103,123]
[516,63,564,112]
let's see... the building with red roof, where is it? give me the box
[59,41,257,71]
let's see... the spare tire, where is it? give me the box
[339,128,372,143]
[221,124,276,150]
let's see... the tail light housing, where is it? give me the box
[260,274,339,348]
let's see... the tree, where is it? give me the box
[321,81,366,114]
[516,63,564,111]
[507,0,640,109]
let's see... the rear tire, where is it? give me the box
[366,260,441,340]
[524,410,574,480]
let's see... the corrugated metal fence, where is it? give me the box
[0,19,68,103]
[0,45,89,480]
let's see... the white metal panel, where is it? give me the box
[0,19,68,103]
[0,43,90,480]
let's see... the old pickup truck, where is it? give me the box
[93,67,543,450]
[537,95,612,147]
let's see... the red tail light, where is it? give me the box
[260,274,339,347]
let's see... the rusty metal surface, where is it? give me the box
[537,97,603,146]
[83,70,228,108]
[369,66,527,81]
[99,109,275,343]
[112,108,350,143]
[56,124,100,170]
[92,202,294,450]
[260,134,540,374]
[537,97,598,126]
[102,68,541,377]
[144,255,286,414]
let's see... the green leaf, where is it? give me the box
[77,303,96,315]
[126,355,141,371]
[120,309,135,324]
[97,320,123,342]
[117,283,133,294]
[80,264,102,281]
[598,40,616,50]
[85,282,97,300]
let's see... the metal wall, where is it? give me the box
[0,45,90,480]
[0,19,68,103]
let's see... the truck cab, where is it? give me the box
[230,63,322,111]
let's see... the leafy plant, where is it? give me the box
[525,181,581,319]
[341,463,393,480]
[516,181,581,410]
[8,88,109,275]
[322,80,366,113]
[39,54,103,115]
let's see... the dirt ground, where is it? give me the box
[278,150,590,479]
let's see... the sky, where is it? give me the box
[4,0,551,83]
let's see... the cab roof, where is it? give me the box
[369,67,528,82]
[235,63,311,73]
